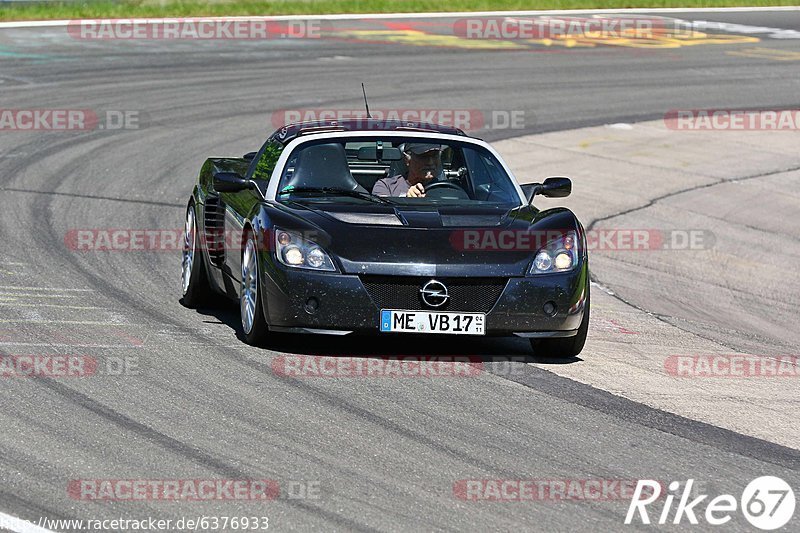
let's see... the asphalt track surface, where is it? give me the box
[0,8,799,532]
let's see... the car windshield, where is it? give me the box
[276,137,522,208]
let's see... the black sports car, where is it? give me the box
[181,119,589,357]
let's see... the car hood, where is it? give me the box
[276,203,578,277]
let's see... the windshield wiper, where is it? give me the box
[278,187,393,205]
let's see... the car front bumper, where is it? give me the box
[261,262,588,337]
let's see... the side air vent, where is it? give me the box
[203,196,226,267]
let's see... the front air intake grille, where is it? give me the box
[360,276,507,313]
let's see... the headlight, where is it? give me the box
[529,230,580,275]
[274,228,336,271]
[534,251,552,271]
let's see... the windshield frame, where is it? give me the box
[266,131,526,207]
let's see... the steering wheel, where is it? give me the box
[424,181,470,199]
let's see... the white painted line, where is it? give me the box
[0,319,127,325]
[0,302,105,309]
[0,294,82,298]
[0,7,799,29]
[0,342,142,348]
[0,286,93,291]
[0,512,57,533]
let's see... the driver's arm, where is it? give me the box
[372,179,391,197]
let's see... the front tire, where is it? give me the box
[241,231,269,345]
[181,203,212,307]
[530,285,590,358]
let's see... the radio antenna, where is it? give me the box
[361,83,372,119]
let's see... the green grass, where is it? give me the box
[0,0,797,22]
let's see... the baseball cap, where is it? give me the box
[403,143,443,155]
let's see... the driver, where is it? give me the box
[372,143,442,197]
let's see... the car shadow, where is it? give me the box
[185,300,582,366]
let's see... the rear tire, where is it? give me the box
[241,230,269,346]
[530,285,590,358]
[181,203,212,307]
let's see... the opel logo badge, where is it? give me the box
[420,280,449,308]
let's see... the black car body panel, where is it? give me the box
[187,120,589,339]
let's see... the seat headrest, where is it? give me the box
[284,143,366,193]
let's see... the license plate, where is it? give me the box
[380,309,485,335]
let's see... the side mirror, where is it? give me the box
[520,183,538,202]
[213,172,254,193]
[540,176,572,198]
[522,176,572,204]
